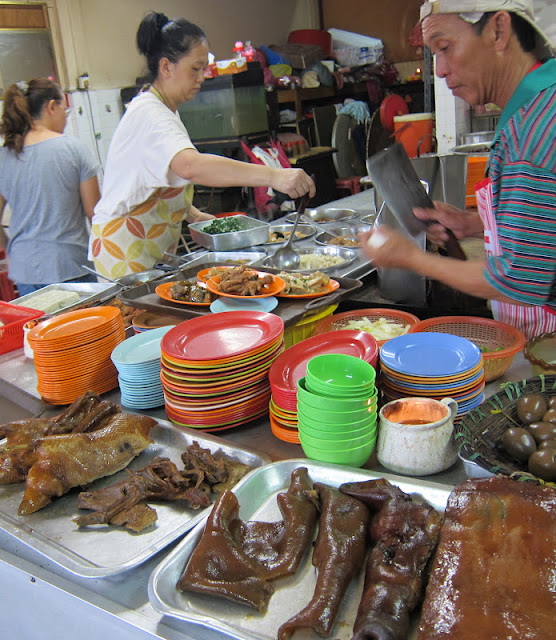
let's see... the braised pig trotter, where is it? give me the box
[18,413,155,515]
[278,483,370,640]
[417,477,556,640]
[177,467,318,611]
[340,479,442,640]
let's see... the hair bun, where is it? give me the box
[155,12,170,31]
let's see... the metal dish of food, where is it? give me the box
[262,246,357,273]
[359,214,378,226]
[189,215,270,251]
[116,269,166,287]
[264,224,316,245]
[285,208,359,224]
[314,227,366,248]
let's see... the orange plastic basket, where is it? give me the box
[0,301,45,355]
[312,308,420,347]
[408,315,526,382]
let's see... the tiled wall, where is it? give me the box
[65,88,124,183]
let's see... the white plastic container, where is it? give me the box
[328,28,383,66]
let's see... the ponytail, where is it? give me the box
[1,77,62,154]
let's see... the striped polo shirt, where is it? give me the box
[485,58,556,310]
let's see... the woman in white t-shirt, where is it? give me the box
[90,11,315,279]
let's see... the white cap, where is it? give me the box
[420,0,555,60]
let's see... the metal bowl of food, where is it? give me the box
[285,208,359,224]
[117,269,165,287]
[189,215,270,251]
[315,227,362,248]
[263,223,316,245]
[262,246,357,273]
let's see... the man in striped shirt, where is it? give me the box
[361,0,555,338]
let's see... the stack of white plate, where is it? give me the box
[111,325,174,409]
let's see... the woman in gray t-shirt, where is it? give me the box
[0,78,100,296]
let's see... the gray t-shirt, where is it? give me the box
[0,136,99,283]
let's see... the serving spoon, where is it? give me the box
[267,193,311,270]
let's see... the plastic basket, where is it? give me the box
[456,375,556,486]
[284,304,338,349]
[408,315,526,382]
[0,301,45,355]
[312,308,420,347]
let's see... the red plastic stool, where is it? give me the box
[335,176,363,197]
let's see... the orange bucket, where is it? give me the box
[393,113,434,158]
[465,156,488,207]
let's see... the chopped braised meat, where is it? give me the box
[340,478,442,640]
[75,443,254,533]
[278,483,369,640]
[177,467,319,611]
[216,265,273,296]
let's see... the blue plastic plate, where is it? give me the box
[210,296,278,314]
[379,332,482,376]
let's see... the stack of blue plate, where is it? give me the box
[111,325,174,409]
[379,332,486,419]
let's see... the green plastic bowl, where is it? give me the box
[298,427,374,450]
[299,434,376,468]
[297,417,377,441]
[297,406,377,434]
[297,377,377,411]
[295,401,377,426]
[305,376,375,398]
[306,353,376,391]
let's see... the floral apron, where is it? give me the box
[90,184,193,279]
[474,61,556,339]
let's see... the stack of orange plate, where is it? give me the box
[27,307,125,405]
[268,330,379,444]
[160,311,284,431]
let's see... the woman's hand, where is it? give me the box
[359,225,424,269]
[271,169,316,200]
[187,205,214,222]
[413,202,482,246]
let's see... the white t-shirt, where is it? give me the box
[92,91,195,223]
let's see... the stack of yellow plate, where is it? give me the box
[28,307,125,404]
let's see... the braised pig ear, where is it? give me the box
[177,466,319,611]
[277,483,370,640]
[177,489,276,611]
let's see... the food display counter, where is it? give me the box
[0,346,537,640]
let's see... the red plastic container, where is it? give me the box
[288,29,332,57]
[0,301,45,355]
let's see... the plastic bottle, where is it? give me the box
[244,41,255,62]
[233,41,245,59]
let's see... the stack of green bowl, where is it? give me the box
[296,353,378,467]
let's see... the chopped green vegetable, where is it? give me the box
[201,217,251,235]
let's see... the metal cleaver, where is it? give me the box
[366,143,467,260]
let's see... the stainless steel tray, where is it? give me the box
[262,224,317,246]
[189,216,270,251]
[262,246,358,273]
[149,458,452,640]
[157,251,268,271]
[0,419,270,578]
[116,265,363,329]
[285,208,359,224]
[12,282,120,314]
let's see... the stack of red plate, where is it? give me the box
[27,307,125,405]
[269,330,379,443]
[160,311,284,431]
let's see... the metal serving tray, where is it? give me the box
[116,265,363,329]
[0,419,270,578]
[189,216,270,251]
[285,207,359,224]
[262,224,317,245]
[262,246,358,273]
[157,250,267,271]
[149,459,452,640]
[12,282,120,314]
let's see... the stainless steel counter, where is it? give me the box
[0,341,536,640]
